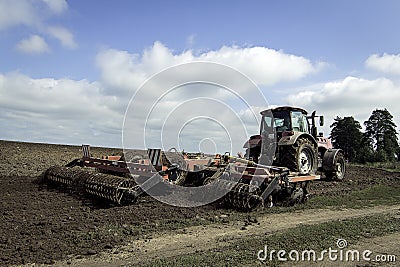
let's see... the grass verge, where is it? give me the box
[146,212,400,266]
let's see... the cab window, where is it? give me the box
[291,111,306,132]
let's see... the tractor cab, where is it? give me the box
[261,107,310,140]
[260,106,325,143]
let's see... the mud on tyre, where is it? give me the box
[325,151,346,180]
[280,137,317,175]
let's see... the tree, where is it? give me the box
[330,116,363,162]
[364,109,399,162]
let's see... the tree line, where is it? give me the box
[330,108,399,163]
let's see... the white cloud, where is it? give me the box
[0,0,75,50]
[0,42,325,150]
[2,42,399,152]
[0,0,37,29]
[0,72,121,146]
[15,34,50,54]
[97,42,321,151]
[47,26,77,49]
[286,76,400,135]
[96,42,321,95]
[198,46,319,85]
[0,69,262,151]
[41,0,68,14]
[7,42,399,152]
[0,42,329,151]
[96,42,321,150]
[96,49,148,95]
[366,53,400,75]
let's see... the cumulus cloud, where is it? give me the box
[47,26,77,49]
[96,42,321,151]
[15,34,50,54]
[41,0,68,14]
[366,53,400,75]
[0,70,263,151]
[0,42,326,151]
[96,42,321,150]
[3,41,399,152]
[0,0,37,29]
[198,46,318,85]
[0,0,74,50]
[96,42,321,95]
[0,72,121,146]
[120,60,270,152]
[286,76,400,135]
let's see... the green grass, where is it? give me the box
[145,213,400,266]
[304,185,400,209]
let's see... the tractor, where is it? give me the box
[244,106,345,180]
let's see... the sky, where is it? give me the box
[1,0,400,153]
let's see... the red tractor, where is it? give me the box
[244,106,345,180]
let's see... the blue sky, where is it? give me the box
[1,0,400,151]
[3,1,400,80]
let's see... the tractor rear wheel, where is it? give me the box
[325,151,345,180]
[281,138,317,175]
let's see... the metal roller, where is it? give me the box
[210,178,263,210]
[44,166,88,190]
[84,174,136,204]
[43,166,141,205]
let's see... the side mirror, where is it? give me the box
[319,116,324,126]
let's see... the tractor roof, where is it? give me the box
[260,106,308,115]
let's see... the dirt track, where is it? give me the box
[0,140,399,266]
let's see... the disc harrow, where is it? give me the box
[40,145,321,211]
